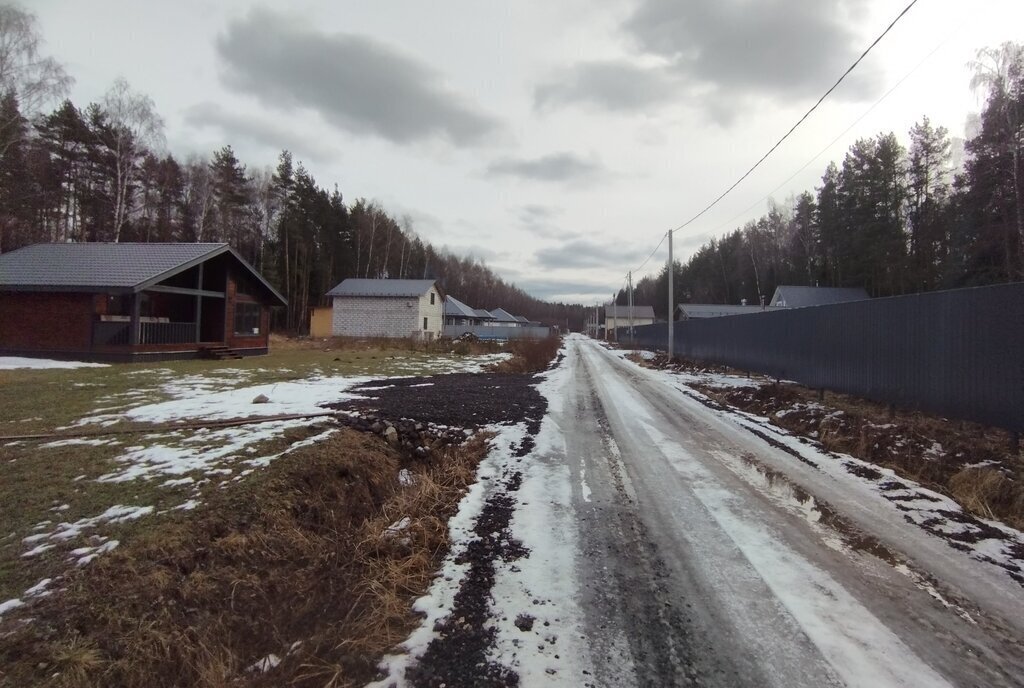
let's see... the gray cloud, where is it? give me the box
[499,273,617,302]
[183,101,340,164]
[625,0,876,102]
[534,238,649,270]
[486,153,604,183]
[215,8,500,147]
[517,204,580,239]
[538,0,876,121]
[535,60,683,113]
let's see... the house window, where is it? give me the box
[234,302,261,335]
[430,292,435,305]
[423,317,429,330]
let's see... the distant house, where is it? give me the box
[0,242,287,362]
[604,304,655,340]
[676,303,779,320]
[487,307,523,327]
[444,295,492,327]
[770,286,869,308]
[326,278,444,340]
[440,298,548,340]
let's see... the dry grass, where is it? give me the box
[273,333,502,357]
[490,336,562,374]
[690,378,1024,530]
[0,427,491,688]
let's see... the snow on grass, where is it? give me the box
[0,357,108,370]
[124,375,371,423]
[21,505,153,558]
[71,540,119,566]
[0,598,25,618]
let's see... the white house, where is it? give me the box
[326,278,444,340]
[604,304,655,340]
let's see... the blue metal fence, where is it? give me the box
[623,283,1024,433]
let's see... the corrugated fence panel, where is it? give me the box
[623,283,1024,432]
[443,325,551,340]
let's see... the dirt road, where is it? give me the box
[546,335,1024,687]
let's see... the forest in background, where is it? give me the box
[2,5,1022,330]
[0,6,587,331]
[621,42,1024,320]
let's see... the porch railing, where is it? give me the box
[92,321,198,346]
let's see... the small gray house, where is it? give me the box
[327,278,445,340]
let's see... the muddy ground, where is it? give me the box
[331,371,550,687]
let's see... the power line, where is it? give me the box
[706,16,957,236]
[622,0,921,291]
[668,0,920,235]
[630,229,668,275]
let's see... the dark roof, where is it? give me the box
[445,295,478,318]
[327,278,441,298]
[677,304,779,318]
[770,286,869,308]
[605,304,656,319]
[473,308,495,320]
[0,242,286,305]
[514,315,530,323]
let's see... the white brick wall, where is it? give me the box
[331,286,445,339]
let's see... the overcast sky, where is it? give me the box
[32,0,1024,304]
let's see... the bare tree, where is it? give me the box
[182,155,214,242]
[0,5,71,153]
[100,77,165,242]
[970,42,1024,272]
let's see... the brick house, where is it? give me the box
[0,243,287,362]
[327,278,445,340]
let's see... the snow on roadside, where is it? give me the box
[622,355,1024,587]
[0,357,108,370]
[370,342,592,686]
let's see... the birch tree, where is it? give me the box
[100,77,164,242]
[0,5,71,154]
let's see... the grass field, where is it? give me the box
[0,343,507,610]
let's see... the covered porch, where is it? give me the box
[91,258,229,350]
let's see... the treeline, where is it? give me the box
[624,43,1024,319]
[0,5,586,331]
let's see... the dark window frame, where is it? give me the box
[423,316,429,330]
[234,301,262,336]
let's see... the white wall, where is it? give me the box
[416,286,444,339]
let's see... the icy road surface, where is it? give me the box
[380,335,1024,687]
[546,335,1024,688]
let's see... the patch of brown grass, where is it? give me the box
[490,336,562,374]
[0,427,491,687]
[694,379,1024,530]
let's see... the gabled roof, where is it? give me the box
[605,304,656,319]
[327,278,442,299]
[770,286,869,308]
[445,295,477,318]
[489,307,520,323]
[0,242,286,306]
[677,304,779,318]
[514,315,530,323]
[473,308,495,320]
